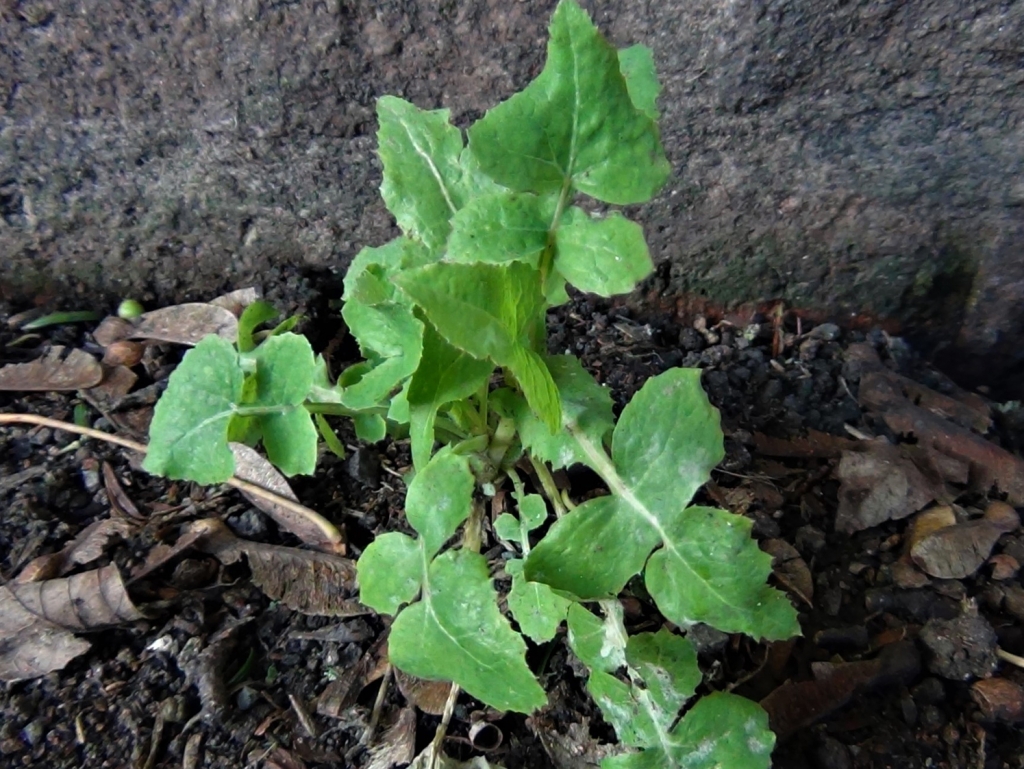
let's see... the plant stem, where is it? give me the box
[428,681,462,769]
[531,456,567,518]
[0,413,345,554]
[305,402,387,418]
[539,177,574,286]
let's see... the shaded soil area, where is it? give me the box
[2,280,1024,769]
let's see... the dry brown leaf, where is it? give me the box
[760,641,920,741]
[909,503,1020,579]
[82,364,139,412]
[762,539,813,607]
[14,518,136,583]
[0,346,103,391]
[230,443,345,553]
[129,303,238,345]
[366,708,417,769]
[0,565,143,681]
[192,519,364,617]
[103,461,145,522]
[835,441,946,533]
[394,669,453,716]
[92,315,133,347]
[210,287,261,316]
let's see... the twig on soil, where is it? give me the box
[0,413,342,550]
[363,663,393,745]
[997,647,1024,670]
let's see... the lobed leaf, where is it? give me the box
[645,507,801,640]
[525,369,799,640]
[389,549,547,714]
[447,192,556,267]
[250,333,319,476]
[554,208,653,297]
[516,355,614,471]
[404,448,475,557]
[617,45,661,120]
[407,321,494,470]
[395,262,560,431]
[357,532,422,615]
[377,97,465,250]
[340,300,424,410]
[144,336,243,483]
[602,692,775,769]
[467,0,669,205]
[506,559,570,643]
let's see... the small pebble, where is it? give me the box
[911,677,946,705]
[687,624,729,655]
[19,720,44,747]
[919,704,946,730]
[808,323,841,341]
[228,509,269,539]
[814,625,869,652]
[812,736,852,769]
[919,614,999,681]
[795,525,827,555]
[900,692,918,725]
[1003,585,1024,623]
[236,686,258,712]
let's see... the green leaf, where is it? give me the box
[377,96,465,250]
[343,237,432,304]
[625,630,700,728]
[506,559,570,643]
[356,532,422,615]
[144,335,243,484]
[237,300,278,353]
[566,603,622,673]
[408,320,494,470]
[259,408,318,476]
[389,549,547,713]
[405,448,475,557]
[395,262,560,431]
[447,192,556,267]
[395,262,541,364]
[340,300,424,410]
[517,493,549,531]
[588,671,660,748]
[618,45,660,120]
[467,0,669,204]
[508,346,561,434]
[354,413,387,443]
[250,334,318,476]
[494,513,521,543]
[602,692,775,769]
[525,369,799,640]
[645,507,800,640]
[307,355,344,404]
[517,355,614,471]
[314,413,347,459]
[525,495,660,599]
[555,208,653,297]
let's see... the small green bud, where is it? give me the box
[117,299,144,319]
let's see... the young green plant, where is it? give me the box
[144,2,800,765]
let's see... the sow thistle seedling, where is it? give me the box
[144,1,801,765]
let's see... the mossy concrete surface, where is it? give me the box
[1,0,1022,393]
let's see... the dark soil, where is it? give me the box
[2,279,1024,769]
